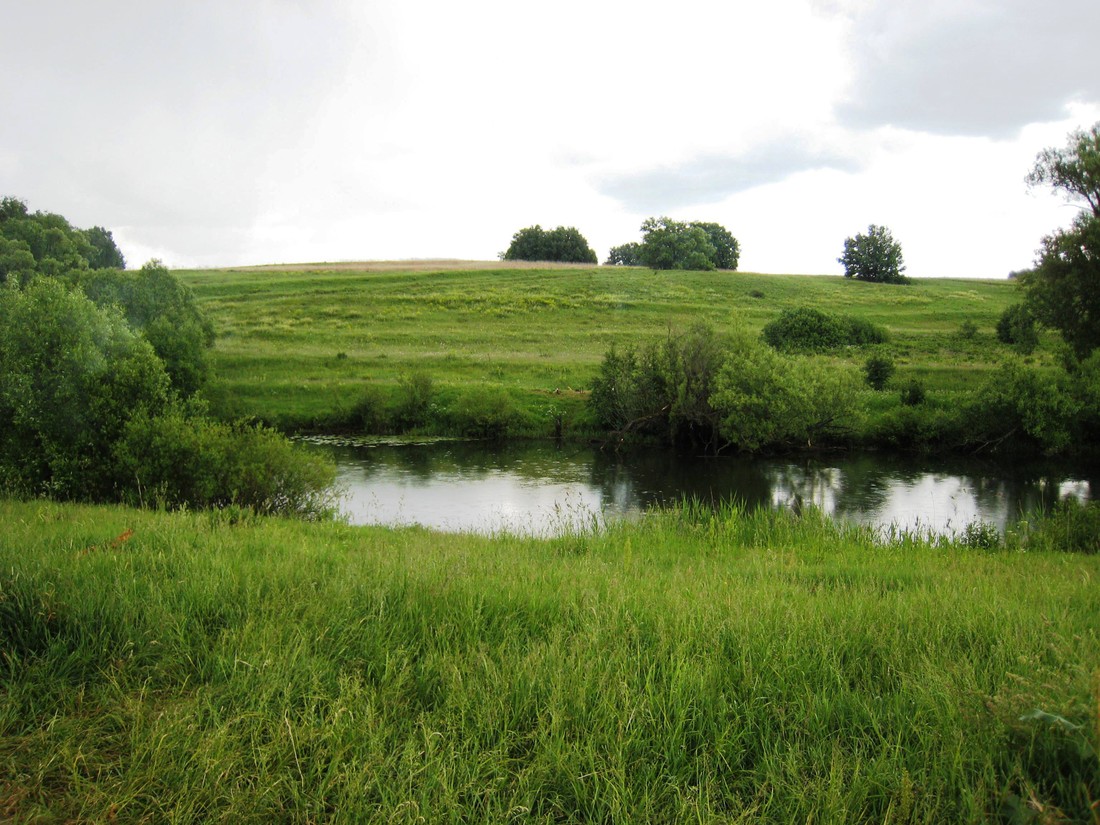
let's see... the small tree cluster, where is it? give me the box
[0,196,124,285]
[0,197,334,517]
[501,225,598,264]
[838,224,907,284]
[589,324,858,452]
[606,217,740,271]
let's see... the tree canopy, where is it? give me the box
[607,217,740,271]
[838,224,907,284]
[1021,122,1100,360]
[501,225,598,264]
[0,196,126,282]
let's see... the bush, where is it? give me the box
[115,411,337,519]
[899,380,926,406]
[588,325,724,449]
[967,361,1078,453]
[995,304,1038,354]
[1020,499,1100,554]
[0,280,170,499]
[446,386,519,439]
[712,337,861,451]
[863,354,895,390]
[393,373,434,430]
[762,307,888,352]
[957,320,978,340]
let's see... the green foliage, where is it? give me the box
[968,361,1079,453]
[1019,499,1100,554]
[996,304,1038,354]
[0,197,90,278]
[78,261,216,397]
[1021,124,1100,360]
[605,242,643,266]
[863,353,895,390]
[115,410,336,519]
[899,379,926,407]
[762,307,888,352]
[0,280,171,498]
[1026,121,1100,217]
[446,386,520,439]
[958,520,1002,550]
[689,221,740,270]
[957,319,978,340]
[712,339,861,450]
[1020,213,1100,360]
[501,225,598,264]
[838,224,908,284]
[81,225,126,269]
[393,372,435,430]
[638,217,717,270]
[630,217,741,271]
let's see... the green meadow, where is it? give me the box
[2,498,1098,822]
[180,265,1038,433]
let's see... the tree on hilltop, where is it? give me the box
[838,224,908,284]
[501,225,598,264]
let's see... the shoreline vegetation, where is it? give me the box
[2,497,1098,822]
[181,263,1098,459]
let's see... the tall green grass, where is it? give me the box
[2,498,1097,822]
[179,266,1040,434]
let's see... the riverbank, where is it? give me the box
[3,498,1097,821]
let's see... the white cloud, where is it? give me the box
[1,0,1097,274]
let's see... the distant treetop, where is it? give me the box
[501,225,598,264]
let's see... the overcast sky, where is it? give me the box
[2,0,1097,276]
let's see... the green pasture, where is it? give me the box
[2,498,1097,822]
[179,266,1040,432]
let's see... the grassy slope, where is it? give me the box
[180,265,1042,432]
[2,499,1097,822]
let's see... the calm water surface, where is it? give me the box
[316,439,1096,537]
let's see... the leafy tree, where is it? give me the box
[501,225,598,263]
[712,336,859,451]
[689,221,740,270]
[995,304,1038,354]
[863,353,895,390]
[605,242,643,266]
[638,217,717,271]
[838,224,908,284]
[1021,123,1100,360]
[82,225,126,269]
[1026,122,1100,217]
[608,218,739,271]
[77,261,216,397]
[0,279,171,498]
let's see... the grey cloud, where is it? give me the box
[0,2,362,254]
[594,141,863,213]
[838,0,1100,137]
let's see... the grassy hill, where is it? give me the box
[180,264,1039,433]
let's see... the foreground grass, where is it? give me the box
[179,265,1036,432]
[2,499,1097,822]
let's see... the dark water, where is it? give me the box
[315,438,1096,537]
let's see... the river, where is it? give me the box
[303,438,1096,538]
